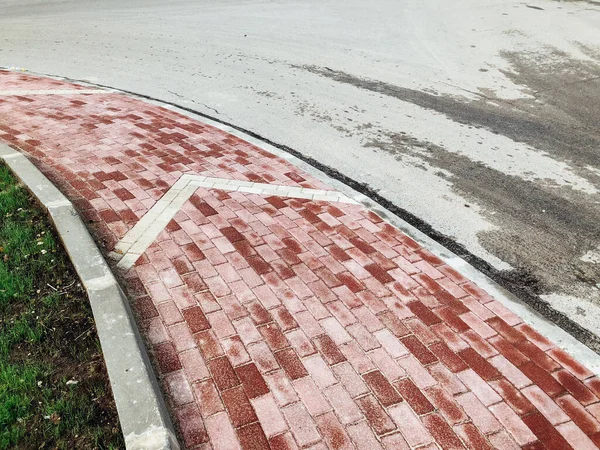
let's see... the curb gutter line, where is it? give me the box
[0,143,180,450]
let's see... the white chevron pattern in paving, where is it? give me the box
[113,174,357,270]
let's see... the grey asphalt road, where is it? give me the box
[1,0,600,345]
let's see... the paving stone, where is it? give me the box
[356,394,396,436]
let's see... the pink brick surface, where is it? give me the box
[2,70,599,450]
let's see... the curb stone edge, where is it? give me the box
[0,143,180,450]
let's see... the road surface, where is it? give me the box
[1,0,599,342]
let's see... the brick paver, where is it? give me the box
[1,69,599,450]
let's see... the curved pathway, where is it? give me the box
[3,0,600,330]
[1,70,599,450]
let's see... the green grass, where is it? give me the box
[0,164,124,449]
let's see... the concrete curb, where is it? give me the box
[0,143,180,450]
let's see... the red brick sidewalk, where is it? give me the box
[1,70,599,450]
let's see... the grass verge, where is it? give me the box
[0,163,124,449]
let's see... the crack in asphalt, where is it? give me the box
[168,89,225,118]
